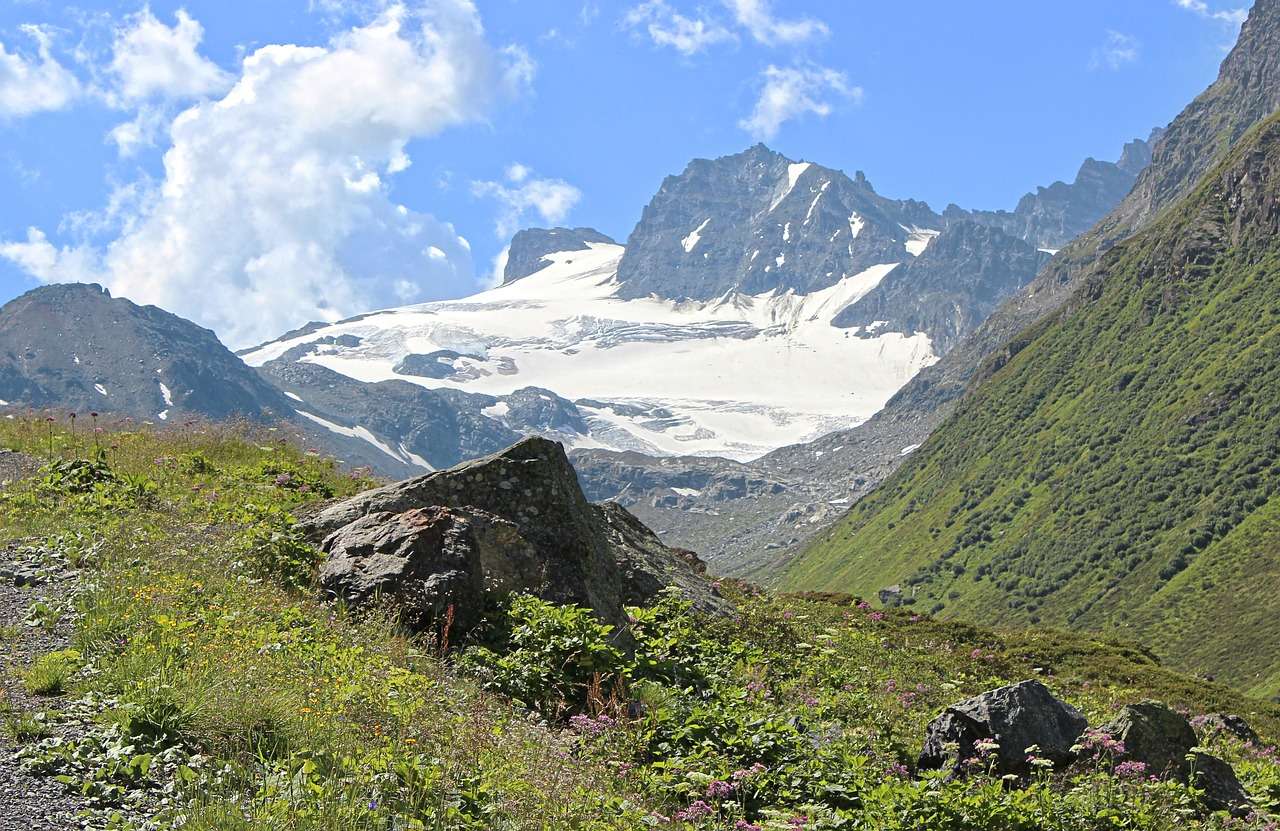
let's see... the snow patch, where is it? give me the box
[158,410,169,421]
[899,443,921,456]
[671,487,700,497]
[1038,248,1060,256]
[284,391,303,402]
[849,212,865,239]
[481,401,510,419]
[900,225,940,256]
[804,180,831,224]
[769,162,812,211]
[681,218,711,253]
[783,222,792,243]
[158,382,173,407]
[296,410,430,469]
[94,384,107,396]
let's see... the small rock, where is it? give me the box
[1195,713,1260,745]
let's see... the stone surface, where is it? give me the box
[917,680,1088,778]
[1101,701,1251,816]
[1099,701,1198,778]
[304,436,726,636]
[1196,713,1261,745]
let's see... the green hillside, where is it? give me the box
[784,112,1280,699]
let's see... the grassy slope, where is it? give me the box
[784,114,1280,697]
[2,418,1279,828]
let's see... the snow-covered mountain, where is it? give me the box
[242,241,934,461]
[239,143,1089,469]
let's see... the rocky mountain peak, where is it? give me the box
[503,227,618,284]
[0,282,292,421]
[613,145,944,301]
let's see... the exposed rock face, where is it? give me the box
[917,680,1087,778]
[259,359,521,474]
[614,143,943,301]
[0,283,293,421]
[833,221,1051,354]
[953,134,1157,251]
[504,227,617,284]
[319,506,542,634]
[1101,702,1250,816]
[304,437,724,636]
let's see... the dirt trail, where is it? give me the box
[0,454,87,830]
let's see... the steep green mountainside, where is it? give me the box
[784,112,1280,699]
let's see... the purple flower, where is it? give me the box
[675,800,713,821]
[706,779,735,798]
[1114,760,1148,779]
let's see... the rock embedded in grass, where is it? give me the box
[308,436,727,638]
[917,679,1088,778]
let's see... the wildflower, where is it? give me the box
[674,801,713,821]
[869,611,885,622]
[889,762,910,778]
[731,763,767,781]
[706,779,734,798]
[856,600,871,610]
[1114,760,1148,779]
[735,822,762,831]
[782,610,795,620]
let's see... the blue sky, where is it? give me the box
[0,0,1250,347]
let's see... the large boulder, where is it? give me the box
[305,437,725,636]
[1099,701,1197,778]
[1100,702,1250,816]
[917,680,1088,778]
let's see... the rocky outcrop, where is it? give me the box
[1100,702,1250,816]
[504,227,616,284]
[833,222,1050,354]
[304,437,725,637]
[917,680,1087,778]
[952,133,1157,251]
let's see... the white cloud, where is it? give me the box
[1,1,531,348]
[505,162,532,183]
[485,245,510,288]
[624,1,735,55]
[724,0,828,46]
[1091,30,1140,71]
[739,63,860,140]
[0,25,81,118]
[1173,0,1248,25]
[107,8,231,104]
[472,167,582,237]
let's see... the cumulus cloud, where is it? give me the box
[739,63,860,140]
[1,1,533,348]
[623,0,735,55]
[1091,30,1140,71]
[1173,0,1248,25]
[0,25,81,118]
[472,164,582,238]
[724,0,828,46]
[107,8,231,104]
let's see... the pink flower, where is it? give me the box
[706,779,735,798]
[1114,760,1148,779]
[870,611,885,622]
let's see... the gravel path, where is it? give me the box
[0,477,90,830]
